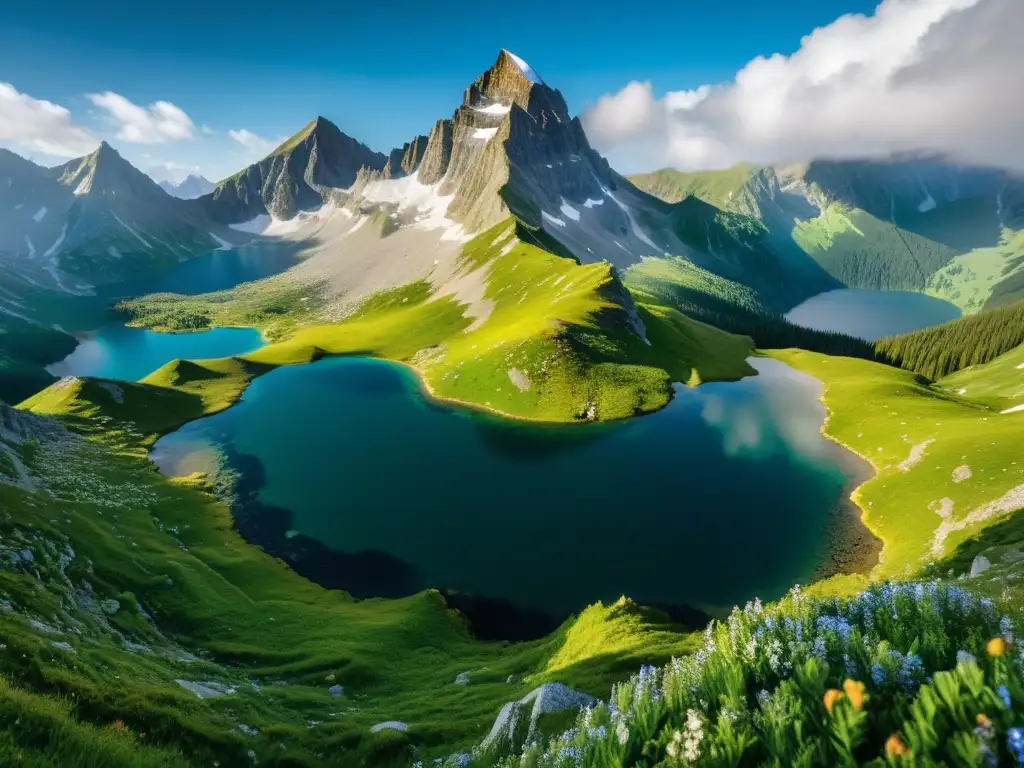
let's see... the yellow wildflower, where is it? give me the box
[987,637,1008,657]
[885,733,910,756]
[843,679,867,712]
[977,713,992,728]
[823,688,844,714]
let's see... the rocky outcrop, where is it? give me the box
[416,119,455,185]
[382,135,429,179]
[202,117,386,223]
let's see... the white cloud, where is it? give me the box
[146,160,201,184]
[88,92,196,143]
[228,129,278,155]
[0,82,98,158]
[582,0,1024,172]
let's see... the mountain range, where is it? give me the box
[1,48,1023,402]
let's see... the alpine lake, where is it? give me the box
[49,252,966,628]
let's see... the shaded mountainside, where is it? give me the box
[631,160,1024,310]
[201,117,387,223]
[0,142,217,291]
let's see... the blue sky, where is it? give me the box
[0,0,882,180]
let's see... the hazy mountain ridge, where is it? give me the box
[159,174,215,199]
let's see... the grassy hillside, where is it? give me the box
[624,256,877,361]
[927,228,1024,311]
[118,219,756,423]
[628,165,759,208]
[771,348,1023,576]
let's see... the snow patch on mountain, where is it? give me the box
[23,236,35,257]
[582,198,604,208]
[503,50,542,84]
[601,186,660,251]
[918,191,937,212]
[541,211,567,228]
[32,206,47,222]
[474,103,512,116]
[112,214,152,249]
[473,127,499,141]
[559,200,581,222]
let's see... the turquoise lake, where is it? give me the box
[150,356,875,620]
[785,288,961,340]
[47,245,297,381]
[46,324,264,381]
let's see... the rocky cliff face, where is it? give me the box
[203,117,387,223]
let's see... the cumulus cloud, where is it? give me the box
[582,0,1024,172]
[88,92,196,143]
[0,82,98,158]
[146,160,202,184]
[228,129,278,155]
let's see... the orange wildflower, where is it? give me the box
[885,733,910,756]
[977,713,992,728]
[824,688,844,713]
[987,637,1008,657]
[843,679,867,712]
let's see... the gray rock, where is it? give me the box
[970,555,992,577]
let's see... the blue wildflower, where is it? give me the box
[871,663,886,686]
[999,685,1012,709]
[1008,727,1024,765]
[957,650,976,664]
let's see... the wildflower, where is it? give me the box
[1008,728,1024,764]
[682,710,704,762]
[1002,616,1014,642]
[998,685,1012,709]
[843,679,866,712]
[957,650,977,665]
[871,664,886,686]
[977,714,992,729]
[756,689,770,706]
[987,637,1008,657]
[823,689,844,714]
[885,733,910,756]
[615,719,629,745]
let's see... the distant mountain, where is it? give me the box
[0,142,219,293]
[200,117,387,223]
[630,159,1024,311]
[159,174,215,200]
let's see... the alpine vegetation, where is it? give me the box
[463,583,1024,767]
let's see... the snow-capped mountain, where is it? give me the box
[159,174,216,200]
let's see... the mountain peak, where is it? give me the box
[498,49,543,84]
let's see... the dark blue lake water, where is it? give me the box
[150,356,876,619]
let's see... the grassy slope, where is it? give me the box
[770,348,1024,578]
[627,165,759,207]
[119,220,756,424]
[926,228,1024,311]
[6,377,701,766]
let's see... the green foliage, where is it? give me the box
[627,165,760,208]
[624,257,877,360]
[472,583,1023,767]
[875,299,1024,380]
[795,204,957,292]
